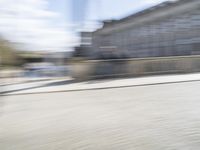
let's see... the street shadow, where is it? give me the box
[0,79,76,95]
[85,78,116,84]
[0,90,5,116]
[43,80,77,87]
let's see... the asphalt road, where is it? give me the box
[1,81,200,150]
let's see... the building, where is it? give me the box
[74,32,93,58]
[91,0,200,59]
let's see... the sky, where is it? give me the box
[0,0,172,52]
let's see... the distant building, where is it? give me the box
[74,32,93,58]
[91,0,200,58]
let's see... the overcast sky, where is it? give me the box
[0,0,171,52]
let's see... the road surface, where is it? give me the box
[1,80,200,150]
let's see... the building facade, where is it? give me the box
[91,0,200,58]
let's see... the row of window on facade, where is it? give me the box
[91,9,200,58]
[96,10,200,45]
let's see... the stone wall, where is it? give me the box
[70,56,200,80]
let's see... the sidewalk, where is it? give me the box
[0,76,69,86]
[2,73,200,96]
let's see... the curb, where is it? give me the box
[2,79,200,97]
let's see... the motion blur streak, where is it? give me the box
[1,0,200,149]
